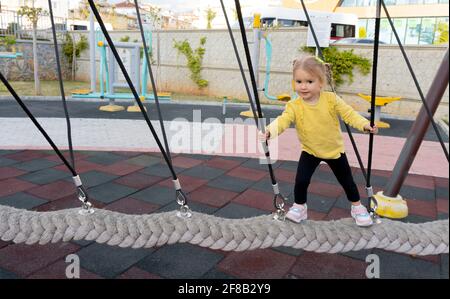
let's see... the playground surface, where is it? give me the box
[0,99,448,279]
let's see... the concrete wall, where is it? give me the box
[10,28,449,119]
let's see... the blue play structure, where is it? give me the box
[72,29,170,106]
[0,52,23,59]
[262,33,292,102]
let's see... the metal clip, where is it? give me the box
[77,186,94,215]
[176,190,192,218]
[272,193,287,221]
[368,196,381,224]
[365,186,374,198]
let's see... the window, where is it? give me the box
[379,19,392,43]
[405,18,421,44]
[366,18,376,38]
[331,24,355,38]
[391,18,408,44]
[261,17,275,27]
[419,17,437,44]
[358,19,368,37]
[340,0,450,5]
[277,19,303,27]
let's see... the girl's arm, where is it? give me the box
[266,101,296,139]
[335,96,370,132]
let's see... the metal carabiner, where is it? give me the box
[368,196,381,224]
[272,194,287,221]
[77,186,94,215]
[176,190,192,218]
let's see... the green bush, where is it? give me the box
[301,46,371,87]
[0,35,17,52]
[62,34,88,64]
[174,37,208,88]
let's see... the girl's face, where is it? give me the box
[293,68,323,102]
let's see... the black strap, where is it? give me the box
[87,0,178,180]
[219,0,259,128]
[0,71,77,177]
[234,0,278,186]
[48,0,75,169]
[366,0,382,192]
[133,0,172,163]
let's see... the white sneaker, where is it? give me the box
[351,204,373,227]
[286,204,307,223]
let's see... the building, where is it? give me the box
[283,0,449,45]
[0,0,69,18]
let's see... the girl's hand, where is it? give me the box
[258,130,270,142]
[364,124,378,134]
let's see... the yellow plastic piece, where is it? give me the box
[240,110,263,118]
[139,95,146,102]
[158,92,172,97]
[375,120,391,129]
[357,93,401,106]
[99,104,125,112]
[98,41,104,47]
[127,105,147,112]
[372,191,408,219]
[277,94,291,102]
[71,89,91,95]
[253,13,261,29]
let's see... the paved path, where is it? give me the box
[1,117,448,178]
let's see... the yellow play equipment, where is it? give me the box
[372,191,408,219]
[71,89,125,112]
[358,93,401,128]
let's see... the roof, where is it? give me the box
[115,1,136,9]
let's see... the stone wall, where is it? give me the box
[0,40,71,81]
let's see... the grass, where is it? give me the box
[0,80,286,106]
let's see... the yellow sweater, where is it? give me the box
[267,91,370,159]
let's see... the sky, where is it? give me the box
[71,0,284,13]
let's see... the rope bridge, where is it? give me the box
[1,205,447,256]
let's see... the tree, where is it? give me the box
[205,8,216,29]
[147,5,163,30]
[18,1,47,96]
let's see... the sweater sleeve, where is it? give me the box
[335,95,369,132]
[266,101,296,139]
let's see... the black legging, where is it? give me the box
[294,151,360,204]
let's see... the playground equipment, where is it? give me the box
[262,33,292,102]
[358,93,401,128]
[240,14,291,118]
[0,52,22,58]
[0,0,448,259]
[72,29,171,112]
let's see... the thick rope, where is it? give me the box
[0,205,447,256]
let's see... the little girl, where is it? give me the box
[261,55,378,226]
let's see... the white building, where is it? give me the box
[0,0,69,18]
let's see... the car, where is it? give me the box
[332,38,387,45]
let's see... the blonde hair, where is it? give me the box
[292,55,333,86]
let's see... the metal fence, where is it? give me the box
[0,9,67,40]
